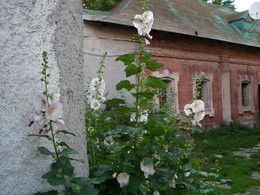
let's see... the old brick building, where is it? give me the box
[83,0,260,126]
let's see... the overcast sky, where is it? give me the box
[234,0,258,11]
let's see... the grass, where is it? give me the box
[194,122,260,194]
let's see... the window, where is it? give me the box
[241,82,250,107]
[193,72,214,117]
[237,75,255,114]
[152,70,179,112]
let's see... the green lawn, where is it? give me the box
[194,123,260,194]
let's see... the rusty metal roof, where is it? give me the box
[83,0,260,48]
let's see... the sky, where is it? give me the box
[234,0,259,11]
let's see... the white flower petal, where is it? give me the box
[34,94,48,111]
[46,103,63,121]
[90,99,101,110]
[184,104,192,116]
[191,100,205,113]
[117,173,130,187]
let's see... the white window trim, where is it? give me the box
[193,72,215,117]
[152,69,179,113]
[237,75,255,114]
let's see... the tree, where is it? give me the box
[82,0,122,11]
[202,0,235,9]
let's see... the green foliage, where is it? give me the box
[82,0,122,11]
[202,0,235,9]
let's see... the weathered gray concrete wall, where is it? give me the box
[0,0,87,194]
[83,22,137,101]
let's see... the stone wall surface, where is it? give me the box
[0,0,87,194]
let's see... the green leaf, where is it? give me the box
[34,190,58,195]
[55,130,76,136]
[140,52,152,63]
[133,92,155,99]
[42,171,66,186]
[131,34,142,41]
[116,80,135,91]
[143,157,153,165]
[139,99,150,110]
[146,76,167,89]
[28,134,52,141]
[69,158,84,163]
[62,159,74,177]
[125,64,142,77]
[113,106,133,113]
[104,98,125,105]
[82,183,99,195]
[115,53,135,66]
[146,60,164,71]
[60,148,78,157]
[37,147,54,156]
[57,141,70,148]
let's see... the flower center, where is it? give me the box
[41,99,46,105]
[49,108,56,114]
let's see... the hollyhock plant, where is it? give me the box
[29,51,84,194]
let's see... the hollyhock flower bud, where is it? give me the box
[56,119,65,127]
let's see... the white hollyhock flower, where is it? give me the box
[194,111,205,122]
[90,99,101,110]
[45,103,63,121]
[140,161,155,178]
[117,173,130,187]
[153,190,160,195]
[103,136,114,145]
[90,78,99,90]
[142,11,154,24]
[34,94,48,111]
[133,14,145,35]
[184,104,192,116]
[191,100,205,113]
[34,114,45,125]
